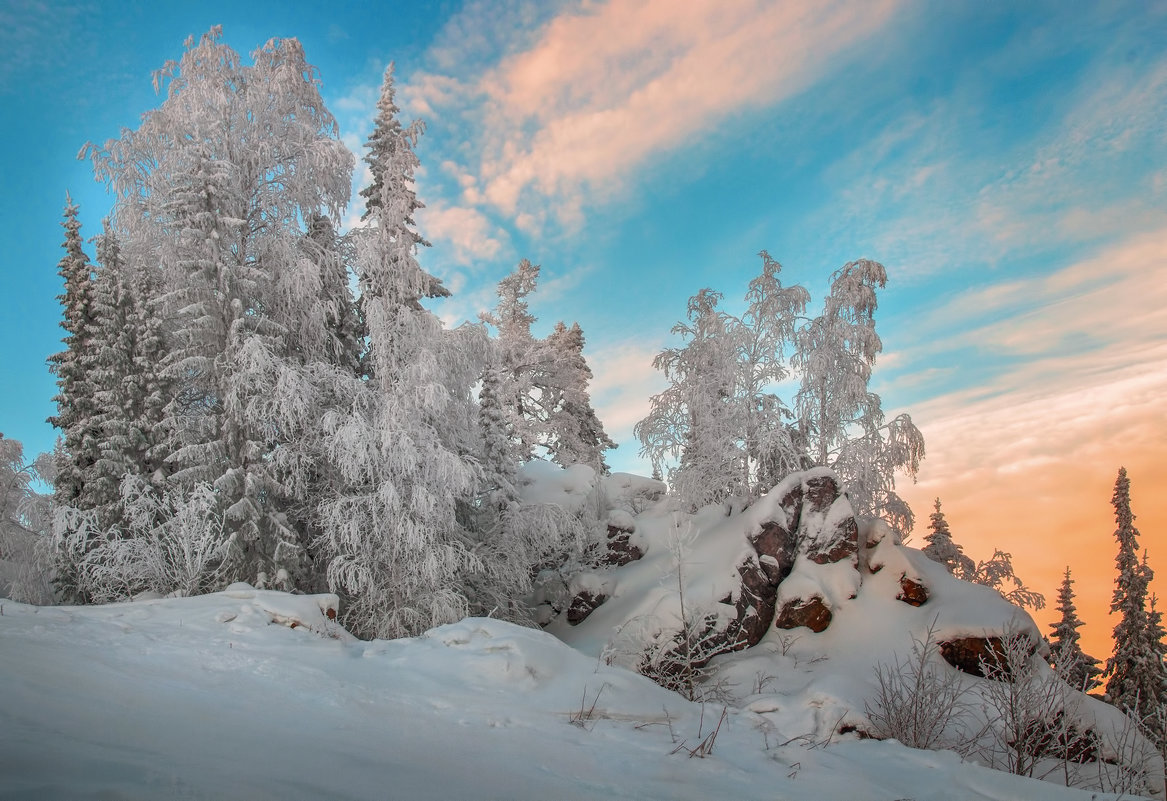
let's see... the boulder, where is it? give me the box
[896,575,929,606]
[939,636,1009,678]
[774,596,832,633]
[603,524,644,567]
[566,591,607,626]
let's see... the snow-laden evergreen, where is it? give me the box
[46,194,99,511]
[1105,468,1166,744]
[1049,566,1104,692]
[921,498,975,578]
[84,29,354,585]
[314,65,482,639]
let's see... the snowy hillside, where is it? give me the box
[0,585,1143,800]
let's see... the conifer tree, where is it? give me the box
[316,64,481,638]
[87,29,353,585]
[921,498,975,578]
[1048,566,1103,691]
[544,321,616,473]
[1105,467,1159,717]
[81,222,170,530]
[47,194,100,509]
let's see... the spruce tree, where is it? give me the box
[1105,467,1164,725]
[921,498,975,578]
[1048,566,1103,691]
[316,64,481,638]
[47,194,100,509]
[544,321,615,473]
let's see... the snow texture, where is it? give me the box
[0,586,1131,800]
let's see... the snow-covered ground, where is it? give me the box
[0,586,1129,800]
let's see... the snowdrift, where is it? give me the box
[0,583,1138,800]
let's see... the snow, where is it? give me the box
[0,588,1129,800]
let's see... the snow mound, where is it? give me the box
[0,587,1131,800]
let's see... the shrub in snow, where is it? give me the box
[866,620,980,752]
[51,478,234,603]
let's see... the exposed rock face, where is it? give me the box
[603,524,643,567]
[774,596,832,633]
[797,474,860,565]
[940,636,1009,678]
[896,575,929,606]
[566,591,607,626]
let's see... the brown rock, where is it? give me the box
[603,524,644,567]
[939,636,1010,678]
[774,596,832,633]
[800,475,859,565]
[896,575,929,606]
[566,591,607,626]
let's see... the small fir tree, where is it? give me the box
[921,498,975,578]
[1048,566,1103,692]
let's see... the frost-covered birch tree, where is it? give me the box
[85,28,353,585]
[793,259,923,532]
[637,253,806,509]
[480,260,614,472]
[637,288,744,509]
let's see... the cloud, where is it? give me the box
[409,0,902,232]
[418,202,507,265]
[586,340,669,473]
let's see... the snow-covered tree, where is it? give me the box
[480,259,548,463]
[0,435,54,604]
[480,260,615,472]
[543,321,616,473]
[922,498,975,578]
[792,259,923,533]
[82,223,169,530]
[637,287,745,509]
[86,28,353,585]
[971,549,1045,611]
[46,194,99,510]
[1048,567,1103,692]
[1105,468,1159,715]
[731,251,809,493]
[315,64,481,639]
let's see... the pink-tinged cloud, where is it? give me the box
[417,202,507,265]
[896,228,1167,662]
[413,0,902,227]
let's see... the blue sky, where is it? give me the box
[2,1,1164,653]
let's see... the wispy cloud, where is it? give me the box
[408,0,902,234]
[816,31,1167,284]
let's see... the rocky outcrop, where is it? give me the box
[566,591,607,626]
[603,523,643,567]
[939,636,1009,678]
[896,575,929,606]
[774,596,832,633]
